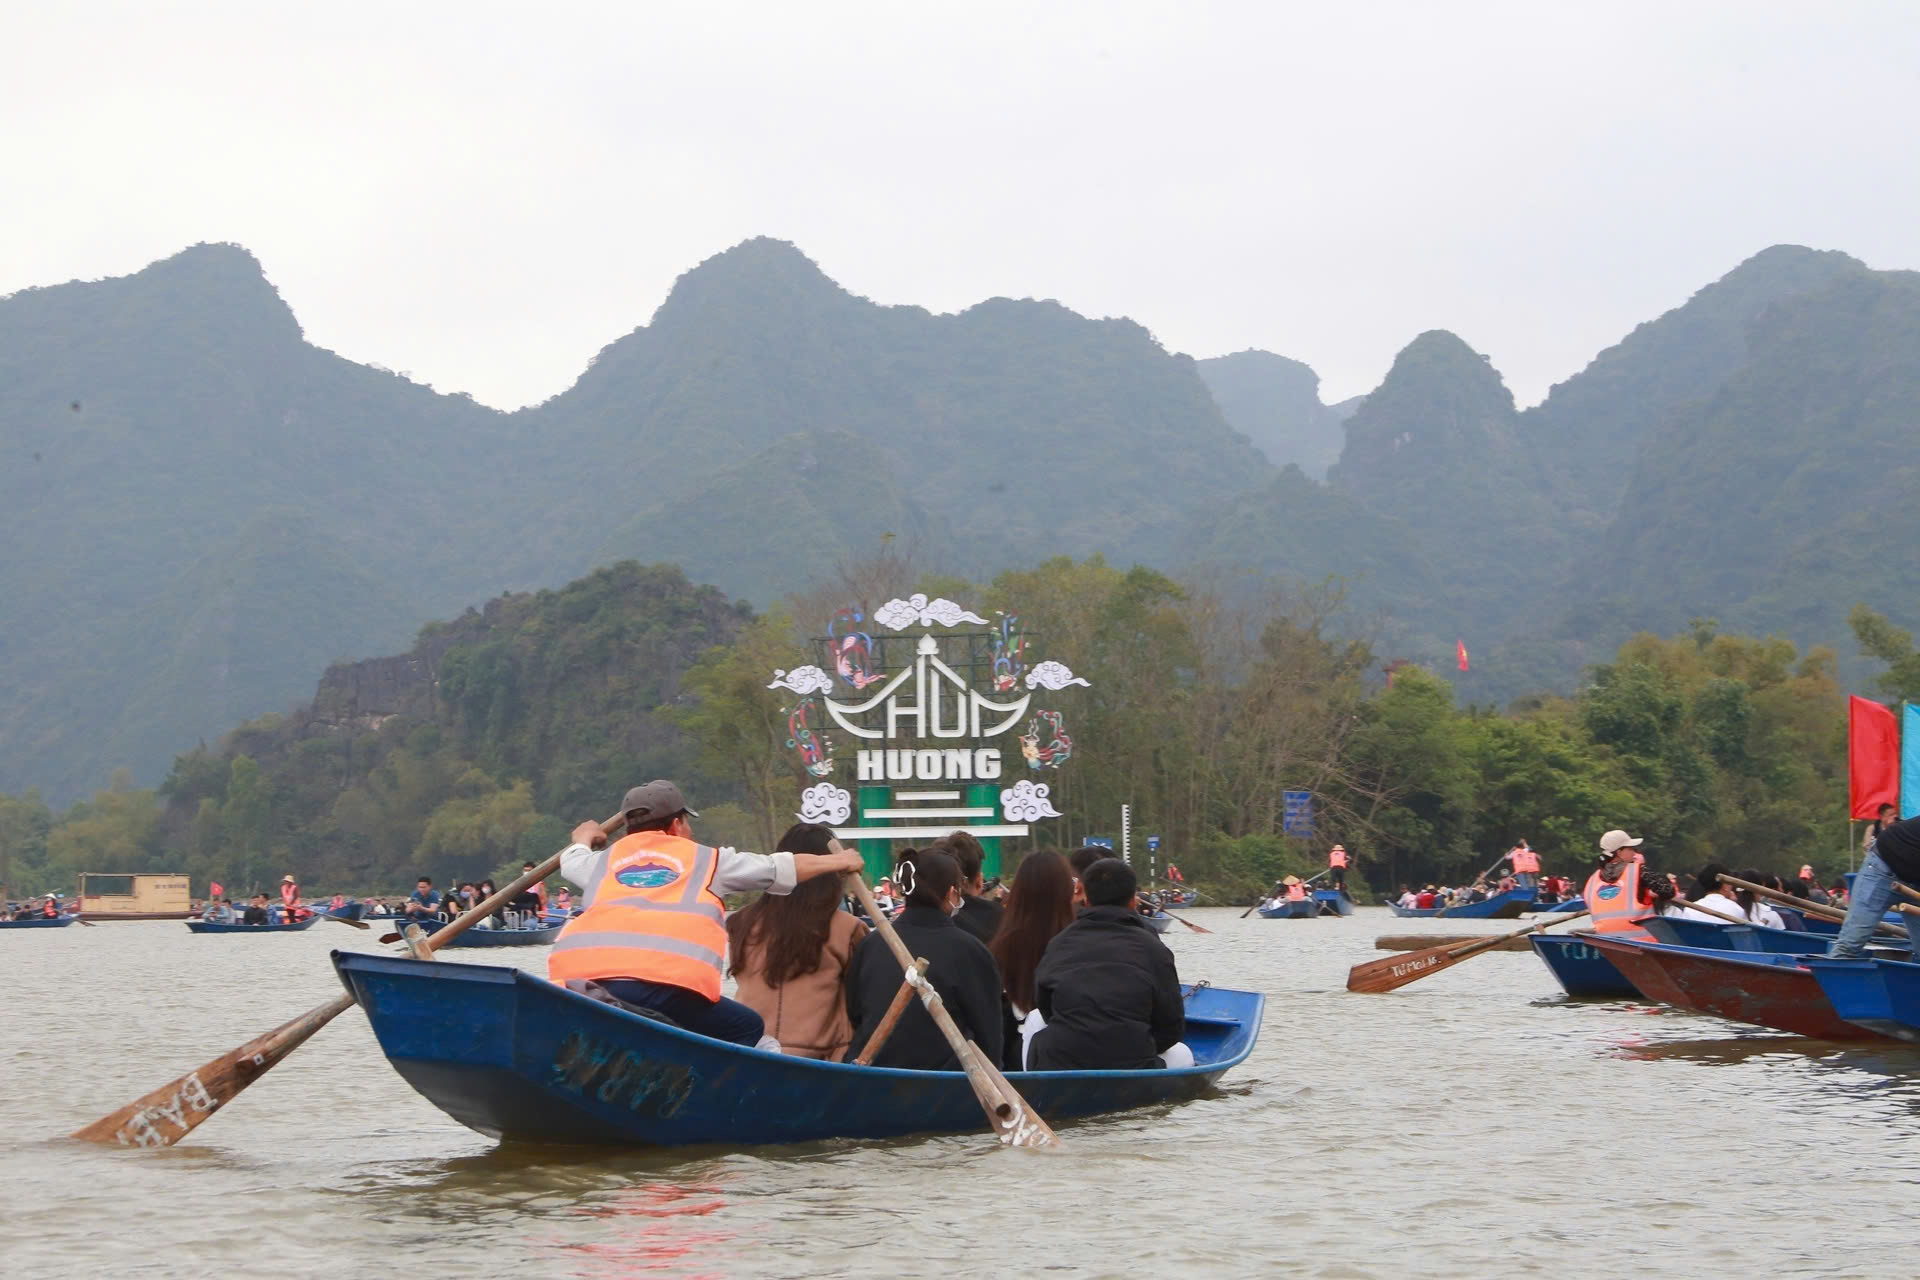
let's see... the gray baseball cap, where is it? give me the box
[621,780,699,824]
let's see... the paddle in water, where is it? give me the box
[838,850,1061,1149]
[1346,908,1590,994]
[70,813,624,1148]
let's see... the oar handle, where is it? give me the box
[421,811,624,954]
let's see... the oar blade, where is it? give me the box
[1346,939,1492,994]
[69,993,354,1147]
[968,1042,1061,1149]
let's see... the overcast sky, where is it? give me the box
[4,1,1916,409]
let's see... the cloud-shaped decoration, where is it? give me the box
[1024,660,1090,690]
[1000,779,1063,824]
[874,593,990,631]
[796,782,852,826]
[768,665,836,695]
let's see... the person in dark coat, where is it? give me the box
[941,831,1005,945]
[1028,858,1189,1071]
[845,847,1004,1071]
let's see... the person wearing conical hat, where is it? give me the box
[1283,874,1307,903]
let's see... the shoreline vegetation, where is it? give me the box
[4,553,1910,905]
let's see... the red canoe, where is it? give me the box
[1582,935,1893,1041]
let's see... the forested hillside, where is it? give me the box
[0,555,1876,903]
[1196,349,1347,479]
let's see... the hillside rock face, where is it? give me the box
[1196,349,1347,480]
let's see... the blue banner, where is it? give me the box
[1282,791,1314,839]
[1904,703,1920,819]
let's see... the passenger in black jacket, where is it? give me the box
[940,831,1006,945]
[845,847,1004,1070]
[1028,858,1188,1071]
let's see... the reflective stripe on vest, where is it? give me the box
[549,833,728,1000]
[1585,859,1650,936]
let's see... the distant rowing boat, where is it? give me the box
[408,917,561,947]
[1386,887,1531,920]
[186,916,321,934]
[0,916,75,929]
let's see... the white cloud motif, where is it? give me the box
[1000,779,1063,823]
[1024,660,1090,690]
[874,593,990,631]
[796,782,852,826]
[767,665,835,695]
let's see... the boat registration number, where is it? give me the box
[550,1031,697,1118]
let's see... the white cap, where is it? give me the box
[1598,829,1644,854]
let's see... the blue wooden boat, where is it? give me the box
[409,918,562,947]
[1312,889,1354,917]
[1257,898,1314,919]
[0,915,75,929]
[1641,915,1835,956]
[186,916,321,933]
[1802,956,1920,1042]
[1528,933,1640,997]
[332,951,1264,1146]
[322,900,367,922]
[1141,911,1174,934]
[1385,887,1532,919]
[1528,897,1584,915]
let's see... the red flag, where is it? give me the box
[209,881,223,897]
[1456,639,1469,672]
[1849,695,1899,819]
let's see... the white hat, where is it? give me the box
[1598,829,1643,854]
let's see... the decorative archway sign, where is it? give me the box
[767,596,1088,881]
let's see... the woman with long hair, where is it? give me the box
[989,850,1076,1069]
[844,847,1004,1070]
[727,823,871,1060]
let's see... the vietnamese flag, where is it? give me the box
[1849,695,1899,819]
[209,880,223,897]
[1456,639,1469,672]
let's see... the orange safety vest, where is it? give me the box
[1286,883,1307,901]
[549,832,729,1001]
[1584,858,1652,937]
[1510,847,1539,874]
[1328,848,1348,869]
[281,882,299,908]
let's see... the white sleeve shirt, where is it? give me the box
[558,842,797,904]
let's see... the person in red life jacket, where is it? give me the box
[41,895,59,918]
[1415,885,1437,910]
[551,779,864,1048]
[1283,875,1308,902]
[1506,840,1541,892]
[1327,845,1349,892]
[1585,829,1673,936]
[1166,864,1185,884]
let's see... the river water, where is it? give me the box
[4,909,1917,1278]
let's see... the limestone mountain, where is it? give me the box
[1523,244,1868,525]
[1196,349,1348,480]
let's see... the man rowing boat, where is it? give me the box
[550,780,863,1048]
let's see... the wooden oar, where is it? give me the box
[1162,909,1211,934]
[839,861,1060,1149]
[852,958,930,1066]
[71,813,623,1148]
[1242,882,1283,919]
[1347,908,1589,994]
[320,913,369,931]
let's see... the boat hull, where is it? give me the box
[1528,934,1639,997]
[1386,888,1531,919]
[1312,889,1354,917]
[1257,899,1314,919]
[410,918,562,947]
[1141,912,1174,934]
[186,917,321,933]
[323,901,367,922]
[0,916,75,929]
[333,952,1262,1147]
[1581,936,1886,1040]
[1527,897,1584,915]
[1802,956,1920,1042]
